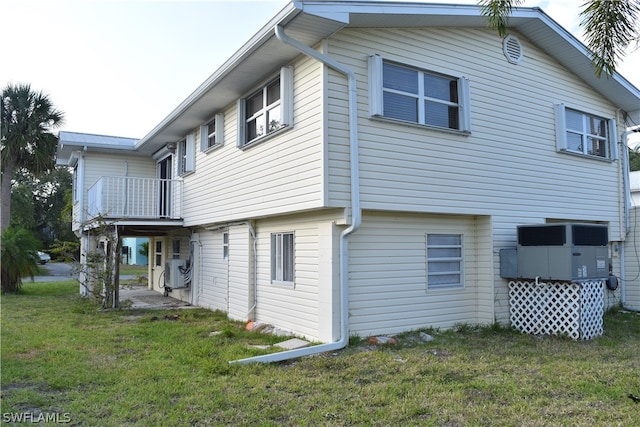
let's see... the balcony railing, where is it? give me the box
[87,176,183,221]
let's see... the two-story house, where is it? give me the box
[57,1,640,357]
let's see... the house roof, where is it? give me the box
[56,131,140,166]
[60,1,640,158]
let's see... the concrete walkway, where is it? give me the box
[120,284,192,309]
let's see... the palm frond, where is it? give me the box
[479,0,524,37]
[580,0,640,77]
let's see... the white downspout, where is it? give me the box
[231,25,361,364]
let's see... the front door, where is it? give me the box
[150,237,166,292]
[157,156,172,218]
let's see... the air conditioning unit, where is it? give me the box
[165,259,187,289]
[514,223,608,281]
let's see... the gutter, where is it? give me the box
[231,24,361,364]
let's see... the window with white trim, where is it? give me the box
[554,103,617,160]
[271,232,294,284]
[72,163,79,201]
[172,238,181,259]
[154,240,162,267]
[369,55,471,132]
[201,114,224,152]
[222,232,229,259]
[177,133,195,175]
[427,234,463,290]
[238,67,293,147]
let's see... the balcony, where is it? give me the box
[87,176,183,221]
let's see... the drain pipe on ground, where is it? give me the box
[230,25,361,364]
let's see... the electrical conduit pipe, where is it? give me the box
[230,25,361,364]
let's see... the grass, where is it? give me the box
[118,264,148,276]
[2,281,640,426]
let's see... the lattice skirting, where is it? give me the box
[509,280,604,340]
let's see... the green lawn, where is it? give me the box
[2,280,640,426]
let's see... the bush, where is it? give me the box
[1,227,40,293]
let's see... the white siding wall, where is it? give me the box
[180,53,327,227]
[326,27,622,232]
[325,27,625,322]
[253,211,343,342]
[196,230,229,312]
[227,224,253,321]
[349,211,492,336]
[624,206,640,310]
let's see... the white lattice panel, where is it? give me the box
[509,280,604,340]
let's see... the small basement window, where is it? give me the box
[271,232,294,284]
[427,234,463,290]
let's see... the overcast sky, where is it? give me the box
[2,0,639,141]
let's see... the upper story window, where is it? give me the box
[200,114,224,152]
[369,55,471,133]
[238,67,294,148]
[177,133,195,175]
[554,103,618,160]
[72,163,79,202]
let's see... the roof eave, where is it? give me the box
[132,1,640,156]
[134,1,309,155]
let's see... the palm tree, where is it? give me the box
[1,227,40,293]
[1,83,64,231]
[479,0,640,77]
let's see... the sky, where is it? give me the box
[2,0,639,143]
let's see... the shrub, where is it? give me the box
[1,227,39,293]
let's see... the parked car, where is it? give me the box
[37,251,51,264]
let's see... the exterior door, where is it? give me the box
[151,237,166,292]
[157,156,172,218]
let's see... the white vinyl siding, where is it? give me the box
[253,212,343,342]
[226,224,253,321]
[624,207,640,310]
[327,28,622,236]
[182,54,324,226]
[349,212,492,336]
[197,230,229,313]
[326,27,623,324]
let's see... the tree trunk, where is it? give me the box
[1,156,16,232]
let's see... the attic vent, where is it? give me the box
[503,34,523,64]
